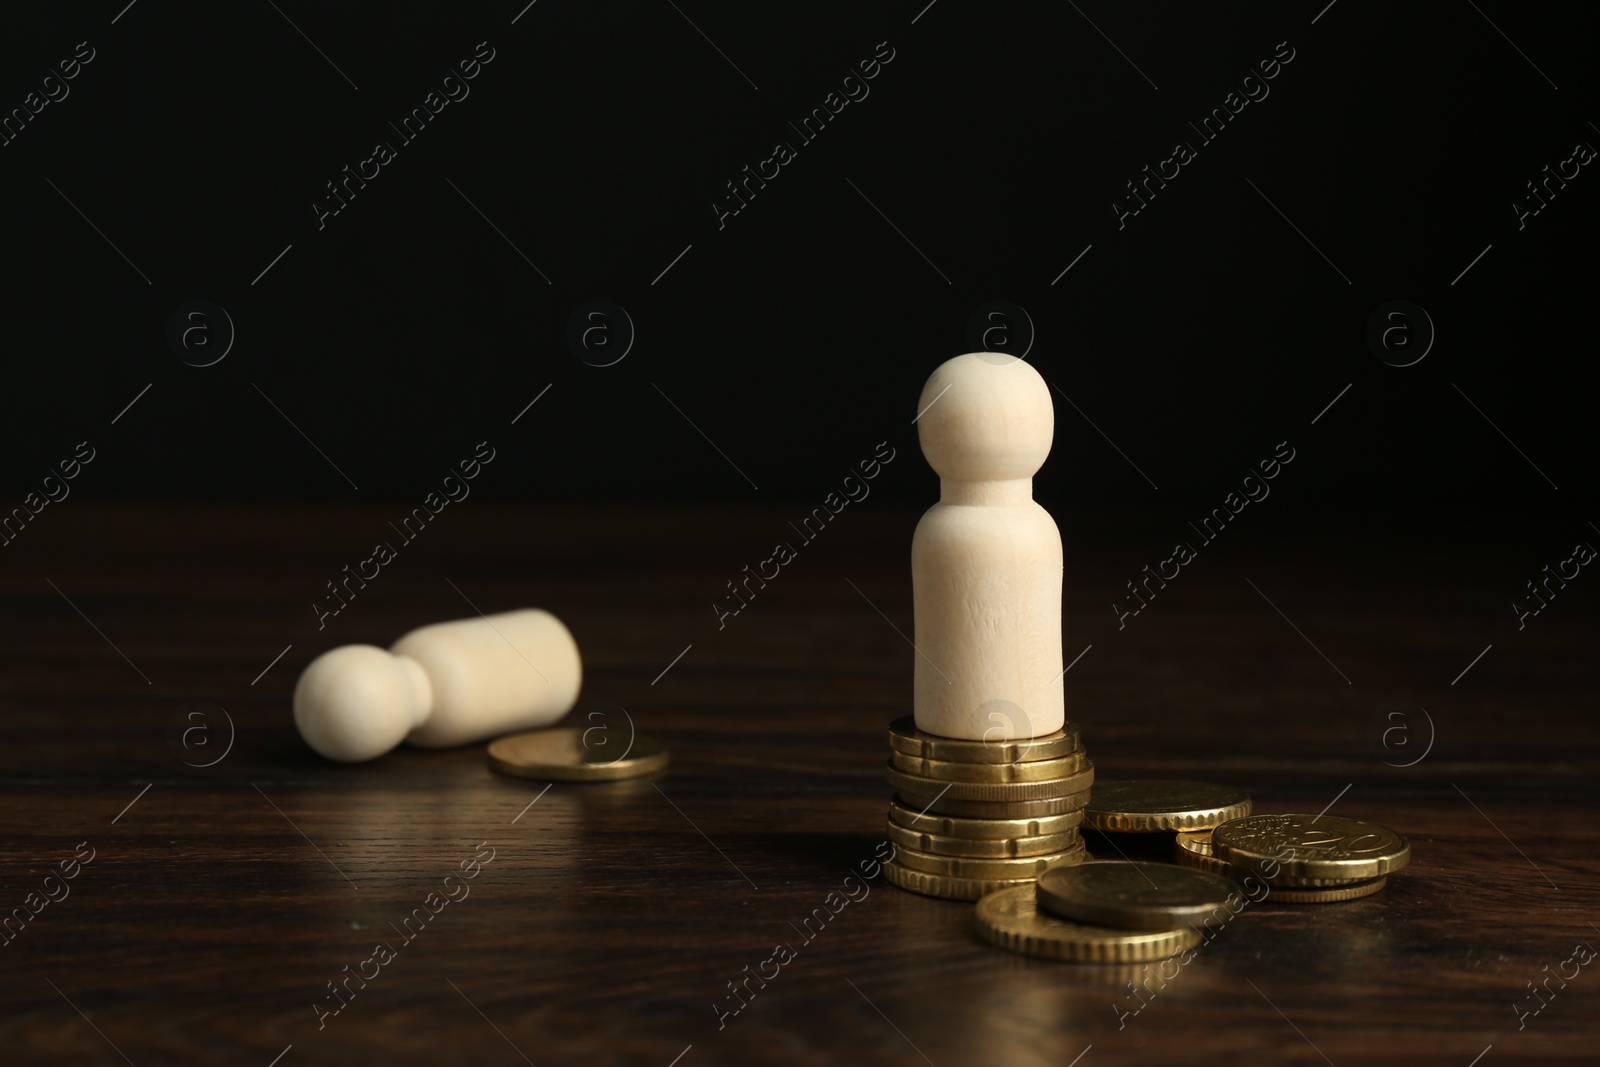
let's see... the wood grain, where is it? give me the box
[0,503,1595,1066]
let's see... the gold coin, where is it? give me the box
[1266,875,1388,904]
[897,790,1090,819]
[886,715,1082,764]
[1173,831,1239,880]
[974,885,1204,963]
[487,727,669,782]
[882,860,1035,901]
[886,820,1082,859]
[889,748,1089,783]
[1259,868,1393,887]
[1211,814,1411,882]
[886,761,1094,802]
[894,840,1087,879]
[1036,860,1240,931]
[889,799,1085,839]
[1084,780,1252,832]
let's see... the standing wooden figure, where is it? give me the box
[912,352,1064,740]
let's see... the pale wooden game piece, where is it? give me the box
[912,352,1064,741]
[293,608,582,762]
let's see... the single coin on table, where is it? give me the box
[886,761,1094,802]
[1266,875,1389,903]
[974,885,1204,963]
[1211,813,1411,882]
[896,790,1091,820]
[889,798,1085,839]
[1085,779,1252,832]
[487,727,669,782]
[887,819,1081,859]
[882,860,1036,901]
[894,840,1087,880]
[886,715,1081,764]
[1036,860,1240,931]
[889,748,1089,784]
[1173,830,1239,880]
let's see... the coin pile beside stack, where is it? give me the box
[882,715,1093,900]
[1081,781,1411,905]
[976,860,1237,962]
[971,779,1415,962]
[1196,813,1411,903]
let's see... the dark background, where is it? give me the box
[3,5,1598,1065]
[0,1,1591,516]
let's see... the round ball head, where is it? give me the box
[916,353,1054,481]
[293,644,431,763]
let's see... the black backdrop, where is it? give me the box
[0,1,1592,521]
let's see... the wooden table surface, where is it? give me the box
[1,502,1595,1066]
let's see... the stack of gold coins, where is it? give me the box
[882,716,1093,900]
[1197,813,1411,903]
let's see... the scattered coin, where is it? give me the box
[887,715,1081,764]
[1036,860,1240,931]
[1266,875,1389,904]
[894,840,1088,880]
[1173,830,1239,880]
[1258,868,1396,887]
[882,860,1036,901]
[487,727,669,782]
[974,885,1204,963]
[1211,814,1411,882]
[1085,780,1252,832]
[886,761,1094,802]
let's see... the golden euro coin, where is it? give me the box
[886,819,1082,859]
[893,840,1087,880]
[1173,830,1239,880]
[1085,780,1252,832]
[1266,875,1388,904]
[1211,814,1411,882]
[896,790,1091,819]
[885,761,1094,802]
[1036,860,1240,931]
[883,860,1035,901]
[974,885,1204,963]
[889,748,1089,783]
[886,715,1082,764]
[1259,868,1396,887]
[889,799,1084,840]
[487,727,669,782]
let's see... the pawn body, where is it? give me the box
[294,608,582,762]
[912,353,1064,740]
